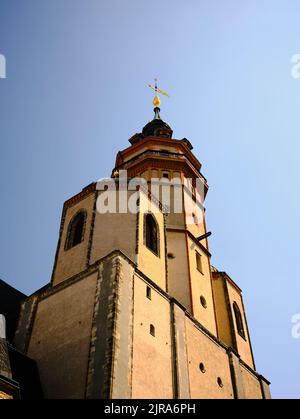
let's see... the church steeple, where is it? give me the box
[10,83,271,400]
[141,107,173,138]
[141,78,173,138]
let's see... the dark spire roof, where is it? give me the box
[141,107,173,138]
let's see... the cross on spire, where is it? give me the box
[148,78,170,109]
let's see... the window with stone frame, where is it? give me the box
[233,302,246,340]
[145,213,159,255]
[65,211,87,250]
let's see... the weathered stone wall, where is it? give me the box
[131,275,173,399]
[187,236,217,335]
[240,364,263,399]
[52,192,95,286]
[185,316,234,399]
[171,303,190,398]
[90,191,138,266]
[166,231,191,312]
[136,192,167,291]
[86,254,134,399]
[27,272,97,399]
[211,277,233,348]
[226,280,255,369]
[14,295,39,354]
[13,252,270,399]
[212,272,255,369]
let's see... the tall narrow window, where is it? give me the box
[145,213,159,255]
[233,302,246,339]
[150,324,155,337]
[65,211,86,250]
[146,286,152,300]
[196,251,203,273]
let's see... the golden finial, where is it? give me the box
[148,78,170,109]
[153,95,161,107]
[113,169,119,177]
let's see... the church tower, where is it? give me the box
[13,88,271,399]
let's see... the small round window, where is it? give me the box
[200,295,207,309]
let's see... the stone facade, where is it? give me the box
[13,110,271,399]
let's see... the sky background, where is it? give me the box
[0,0,299,399]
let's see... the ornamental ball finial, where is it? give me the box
[153,95,161,107]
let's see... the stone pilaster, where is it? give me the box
[260,375,272,399]
[85,253,134,399]
[13,295,38,353]
[228,349,245,399]
[171,302,190,399]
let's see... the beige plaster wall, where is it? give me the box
[91,190,138,264]
[240,365,262,399]
[166,231,191,311]
[187,237,217,335]
[137,193,166,290]
[211,278,233,347]
[185,317,234,399]
[53,193,95,286]
[131,275,173,399]
[28,272,97,399]
[226,281,254,369]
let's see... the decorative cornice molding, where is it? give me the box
[63,183,96,210]
[212,271,242,294]
[116,136,201,170]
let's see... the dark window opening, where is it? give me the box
[233,302,246,339]
[199,362,206,373]
[146,286,151,300]
[65,211,86,250]
[150,324,155,337]
[217,377,223,388]
[196,251,203,273]
[167,253,175,259]
[145,214,158,255]
[200,295,207,309]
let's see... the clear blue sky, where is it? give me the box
[0,0,299,399]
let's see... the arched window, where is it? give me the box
[65,211,86,250]
[233,302,246,339]
[145,213,159,255]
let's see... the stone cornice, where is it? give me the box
[63,183,96,211]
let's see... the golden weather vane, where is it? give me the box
[148,78,170,108]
